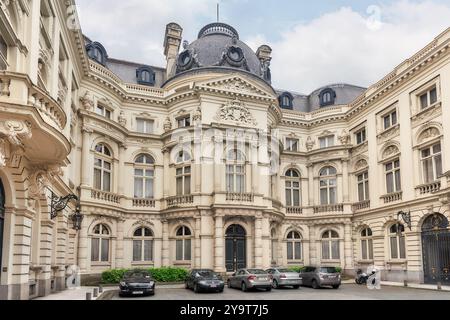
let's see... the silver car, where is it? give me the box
[227,269,272,292]
[299,266,341,289]
[266,268,302,289]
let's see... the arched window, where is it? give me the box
[287,231,302,261]
[86,42,108,65]
[226,149,246,193]
[360,228,374,260]
[94,144,112,192]
[136,66,156,86]
[279,92,293,109]
[285,169,301,207]
[319,167,337,205]
[133,227,154,262]
[176,226,192,261]
[322,230,340,260]
[175,151,191,196]
[134,154,155,199]
[91,224,110,262]
[389,224,406,259]
[319,88,336,107]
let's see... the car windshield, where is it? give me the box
[277,269,292,273]
[196,271,218,278]
[320,267,338,274]
[248,269,266,275]
[124,271,151,278]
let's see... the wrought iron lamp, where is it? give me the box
[50,191,83,231]
[70,202,84,231]
[397,210,412,231]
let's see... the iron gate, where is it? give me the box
[422,213,450,285]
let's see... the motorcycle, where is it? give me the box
[355,269,377,285]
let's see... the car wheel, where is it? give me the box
[332,285,340,289]
[293,285,300,289]
[266,287,272,292]
[272,279,279,289]
[194,284,200,293]
[312,280,320,289]
[227,280,232,288]
[241,282,248,292]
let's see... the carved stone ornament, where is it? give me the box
[163,117,172,132]
[192,107,202,123]
[306,136,315,151]
[339,129,350,145]
[354,159,368,171]
[0,138,6,167]
[382,145,400,159]
[215,99,257,126]
[418,127,440,143]
[28,166,63,199]
[118,111,127,127]
[0,120,32,146]
[80,91,94,112]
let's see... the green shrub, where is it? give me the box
[288,266,306,273]
[101,267,189,284]
[335,267,343,273]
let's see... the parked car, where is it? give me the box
[185,269,225,293]
[299,266,341,289]
[266,268,302,289]
[119,269,155,297]
[227,269,272,292]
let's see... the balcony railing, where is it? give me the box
[416,181,441,195]
[132,198,156,208]
[381,192,403,204]
[91,190,121,204]
[286,207,303,214]
[352,200,371,212]
[313,204,344,214]
[166,195,194,208]
[226,193,254,202]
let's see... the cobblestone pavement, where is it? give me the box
[107,284,450,300]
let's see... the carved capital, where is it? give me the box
[0,120,32,147]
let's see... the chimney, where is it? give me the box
[164,23,183,79]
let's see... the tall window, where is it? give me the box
[226,149,245,193]
[360,228,374,260]
[322,230,340,260]
[285,169,301,207]
[419,87,438,110]
[136,119,154,134]
[385,160,401,194]
[355,129,367,145]
[285,138,299,152]
[383,110,397,130]
[176,151,191,196]
[286,231,302,261]
[357,171,370,202]
[0,35,7,70]
[319,136,335,149]
[176,226,192,261]
[134,154,155,199]
[96,104,111,119]
[133,227,154,262]
[91,224,110,262]
[320,167,337,205]
[389,224,406,259]
[421,143,442,183]
[94,144,112,192]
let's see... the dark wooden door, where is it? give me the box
[225,225,246,272]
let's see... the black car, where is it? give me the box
[119,270,155,297]
[185,269,225,293]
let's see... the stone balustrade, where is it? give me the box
[91,189,121,204]
[286,207,303,214]
[226,193,254,202]
[132,198,156,208]
[313,204,344,214]
[166,195,194,208]
[352,200,371,212]
[381,192,403,204]
[416,182,441,195]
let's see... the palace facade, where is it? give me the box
[1,0,450,300]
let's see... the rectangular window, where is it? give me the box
[385,160,401,194]
[96,105,112,119]
[136,118,154,134]
[133,240,142,261]
[319,136,335,149]
[144,240,153,261]
[294,242,302,260]
[322,241,330,260]
[287,242,293,260]
[285,138,299,152]
[361,240,368,260]
[101,239,109,262]
[184,239,191,261]
[355,129,367,145]
[357,172,369,202]
[383,110,398,130]
[0,35,7,70]
[421,143,442,183]
[176,240,183,261]
[420,86,438,110]
[390,236,398,259]
[177,116,191,128]
[331,241,340,260]
[91,238,99,261]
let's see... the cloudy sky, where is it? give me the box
[76,0,450,93]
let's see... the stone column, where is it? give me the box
[261,215,271,269]
[77,216,89,273]
[117,145,127,195]
[161,220,170,266]
[214,214,225,272]
[309,225,317,266]
[80,128,93,188]
[200,211,214,269]
[115,219,125,269]
[38,219,55,297]
[162,149,170,198]
[194,216,201,268]
[307,164,314,206]
[344,222,354,273]
[342,159,350,203]
[254,214,263,269]
[55,215,69,291]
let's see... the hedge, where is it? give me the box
[101,267,189,284]
[288,266,343,273]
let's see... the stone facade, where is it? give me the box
[0,1,450,300]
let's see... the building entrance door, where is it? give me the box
[422,213,450,284]
[225,225,246,272]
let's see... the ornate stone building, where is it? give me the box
[1,1,450,300]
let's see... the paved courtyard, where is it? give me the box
[106,284,450,300]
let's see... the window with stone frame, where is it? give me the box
[421,143,442,184]
[132,227,154,262]
[175,226,192,261]
[177,116,191,128]
[319,136,335,149]
[136,118,154,134]
[355,128,367,145]
[383,110,398,131]
[322,230,340,260]
[286,231,302,261]
[91,224,110,262]
[360,228,374,260]
[357,171,370,202]
[0,35,7,70]
[419,86,438,110]
[94,144,112,192]
[319,167,337,205]
[389,224,406,260]
[226,149,246,193]
[285,169,301,207]
[134,154,155,199]
[385,159,401,194]
[285,138,299,152]
[96,104,112,119]
[175,151,191,196]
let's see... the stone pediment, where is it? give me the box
[195,75,274,99]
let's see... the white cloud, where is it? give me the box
[259,0,450,93]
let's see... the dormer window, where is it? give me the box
[86,42,108,66]
[136,66,156,86]
[319,88,336,107]
[279,92,294,110]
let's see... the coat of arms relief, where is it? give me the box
[214,99,258,127]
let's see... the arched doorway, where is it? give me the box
[422,213,450,284]
[0,179,5,281]
[225,225,246,272]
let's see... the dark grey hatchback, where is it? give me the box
[299,266,341,289]
[119,270,155,297]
